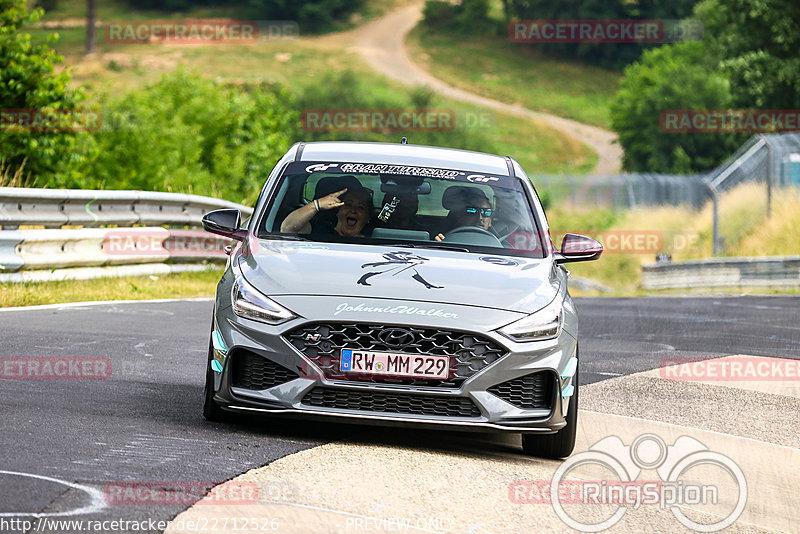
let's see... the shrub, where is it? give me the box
[90,71,300,205]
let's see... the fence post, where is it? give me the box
[704,181,720,256]
[761,134,773,217]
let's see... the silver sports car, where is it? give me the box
[202,141,602,458]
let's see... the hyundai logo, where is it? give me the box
[377,328,416,348]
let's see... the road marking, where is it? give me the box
[0,297,213,313]
[0,470,106,518]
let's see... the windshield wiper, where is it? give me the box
[386,242,471,253]
[259,234,310,241]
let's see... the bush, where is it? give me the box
[89,71,300,205]
[422,1,458,29]
[423,0,492,33]
[295,69,500,156]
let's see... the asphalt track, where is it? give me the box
[0,296,797,533]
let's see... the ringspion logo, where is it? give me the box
[543,434,747,532]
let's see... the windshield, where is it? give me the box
[257,161,546,258]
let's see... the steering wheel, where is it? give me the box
[443,226,504,247]
[489,224,521,244]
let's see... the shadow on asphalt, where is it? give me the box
[203,410,525,461]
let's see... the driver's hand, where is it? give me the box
[434,233,445,242]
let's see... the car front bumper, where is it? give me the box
[210,274,578,434]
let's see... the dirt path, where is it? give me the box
[335,2,622,174]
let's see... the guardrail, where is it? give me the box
[0,187,252,229]
[0,188,252,281]
[642,256,800,290]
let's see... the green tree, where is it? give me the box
[0,0,94,186]
[696,0,800,108]
[610,0,799,173]
[610,41,743,172]
[506,0,699,70]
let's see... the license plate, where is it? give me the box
[340,349,450,380]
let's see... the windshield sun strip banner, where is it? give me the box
[290,161,518,189]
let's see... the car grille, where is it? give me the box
[488,372,554,410]
[285,323,507,387]
[230,350,299,390]
[302,387,481,418]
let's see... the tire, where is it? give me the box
[203,337,226,422]
[521,367,578,459]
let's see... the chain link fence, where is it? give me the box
[533,133,800,210]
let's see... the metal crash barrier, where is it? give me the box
[0,188,252,282]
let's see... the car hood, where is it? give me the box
[236,240,559,314]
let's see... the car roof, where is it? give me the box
[295,141,513,176]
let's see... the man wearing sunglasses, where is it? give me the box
[435,187,494,241]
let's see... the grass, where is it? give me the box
[557,182,800,292]
[0,268,221,307]
[406,26,621,129]
[0,159,32,187]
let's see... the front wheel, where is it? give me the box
[522,367,578,459]
[203,337,226,422]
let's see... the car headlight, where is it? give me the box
[231,276,294,324]
[499,297,563,341]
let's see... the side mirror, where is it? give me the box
[202,209,246,241]
[555,233,603,263]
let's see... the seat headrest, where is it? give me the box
[314,175,372,200]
